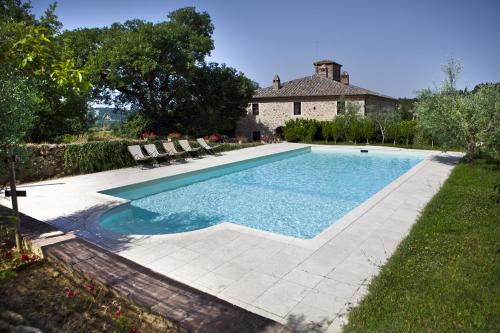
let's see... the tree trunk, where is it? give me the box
[466,141,479,159]
[7,145,21,250]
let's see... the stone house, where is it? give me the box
[236,59,397,141]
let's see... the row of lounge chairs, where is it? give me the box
[128,139,222,168]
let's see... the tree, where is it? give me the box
[330,119,343,144]
[360,117,375,144]
[86,7,215,132]
[172,63,255,135]
[369,109,400,144]
[399,120,417,146]
[416,81,499,158]
[441,56,462,93]
[0,0,87,248]
[1,1,91,142]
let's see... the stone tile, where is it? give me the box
[188,254,227,271]
[168,247,201,262]
[297,245,350,276]
[212,262,250,281]
[285,302,333,333]
[167,264,210,283]
[193,272,236,293]
[219,271,278,304]
[145,255,187,274]
[229,250,271,270]
[282,268,323,288]
[300,289,347,314]
[254,252,302,278]
[314,278,360,300]
[253,280,309,317]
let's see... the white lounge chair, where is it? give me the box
[178,140,201,156]
[196,138,222,154]
[162,142,188,158]
[144,144,170,164]
[127,145,154,168]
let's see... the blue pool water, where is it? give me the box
[99,148,423,239]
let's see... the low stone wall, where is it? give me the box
[2,142,261,185]
[15,144,75,183]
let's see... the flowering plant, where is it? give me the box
[141,132,157,140]
[205,132,222,142]
[167,132,182,140]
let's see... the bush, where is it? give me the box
[284,119,305,142]
[64,141,139,173]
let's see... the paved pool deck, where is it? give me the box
[1,143,462,332]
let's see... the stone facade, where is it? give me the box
[236,59,397,140]
[236,97,366,139]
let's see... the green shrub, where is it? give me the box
[284,119,305,142]
[64,141,138,173]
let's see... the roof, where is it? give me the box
[253,75,396,100]
[313,59,342,66]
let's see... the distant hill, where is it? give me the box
[92,107,133,125]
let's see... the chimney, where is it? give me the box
[273,74,281,90]
[313,60,342,81]
[340,71,349,85]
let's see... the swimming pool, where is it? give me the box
[99,147,424,239]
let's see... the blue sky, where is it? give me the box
[32,0,500,98]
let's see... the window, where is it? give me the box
[252,103,259,115]
[293,102,301,115]
[337,100,345,114]
[252,131,261,141]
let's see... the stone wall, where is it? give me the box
[4,144,75,184]
[236,97,366,139]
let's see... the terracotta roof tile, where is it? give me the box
[253,75,395,100]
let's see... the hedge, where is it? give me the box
[284,118,419,145]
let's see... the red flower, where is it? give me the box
[167,132,182,139]
[20,254,29,262]
[129,328,138,333]
[113,309,121,317]
[4,251,12,259]
[66,290,75,298]
[85,283,96,292]
[30,254,38,262]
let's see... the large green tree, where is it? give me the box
[0,0,92,142]
[416,59,500,158]
[173,63,256,135]
[80,7,254,135]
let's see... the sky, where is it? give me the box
[31,0,500,98]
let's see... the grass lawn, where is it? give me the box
[309,140,465,152]
[343,159,500,332]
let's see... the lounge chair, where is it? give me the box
[196,138,222,154]
[162,142,188,159]
[144,144,170,164]
[178,140,201,156]
[128,145,154,168]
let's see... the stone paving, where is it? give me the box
[0,144,462,332]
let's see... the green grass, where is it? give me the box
[308,140,465,152]
[343,159,500,333]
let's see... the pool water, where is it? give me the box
[99,148,423,239]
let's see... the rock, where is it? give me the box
[0,310,24,325]
[11,325,43,333]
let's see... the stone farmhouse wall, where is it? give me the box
[236,97,366,139]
